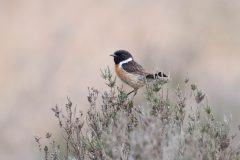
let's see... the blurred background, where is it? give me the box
[0,0,240,159]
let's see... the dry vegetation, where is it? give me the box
[35,67,240,160]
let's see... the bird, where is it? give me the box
[110,50,168,96]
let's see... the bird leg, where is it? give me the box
[127,89,138,97]
[133,89,138,97]
[127,89,135,96]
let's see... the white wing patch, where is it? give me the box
[119,57,133,67]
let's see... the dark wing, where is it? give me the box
[122,60,148,75]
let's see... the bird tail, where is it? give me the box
[146,72,169,81]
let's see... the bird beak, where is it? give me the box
[110,54,116,57]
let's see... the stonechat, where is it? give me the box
[110,50,168,96]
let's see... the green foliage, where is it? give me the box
[36,67,240,160]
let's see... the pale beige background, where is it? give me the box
[0,0,240,159]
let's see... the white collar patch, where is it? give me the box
[119,57,133,67]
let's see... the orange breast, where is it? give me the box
[115,64,145,89]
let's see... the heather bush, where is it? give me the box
[36,67,240,160]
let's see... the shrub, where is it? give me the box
[35,67,240,160]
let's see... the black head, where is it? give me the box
[110,50,133,64]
